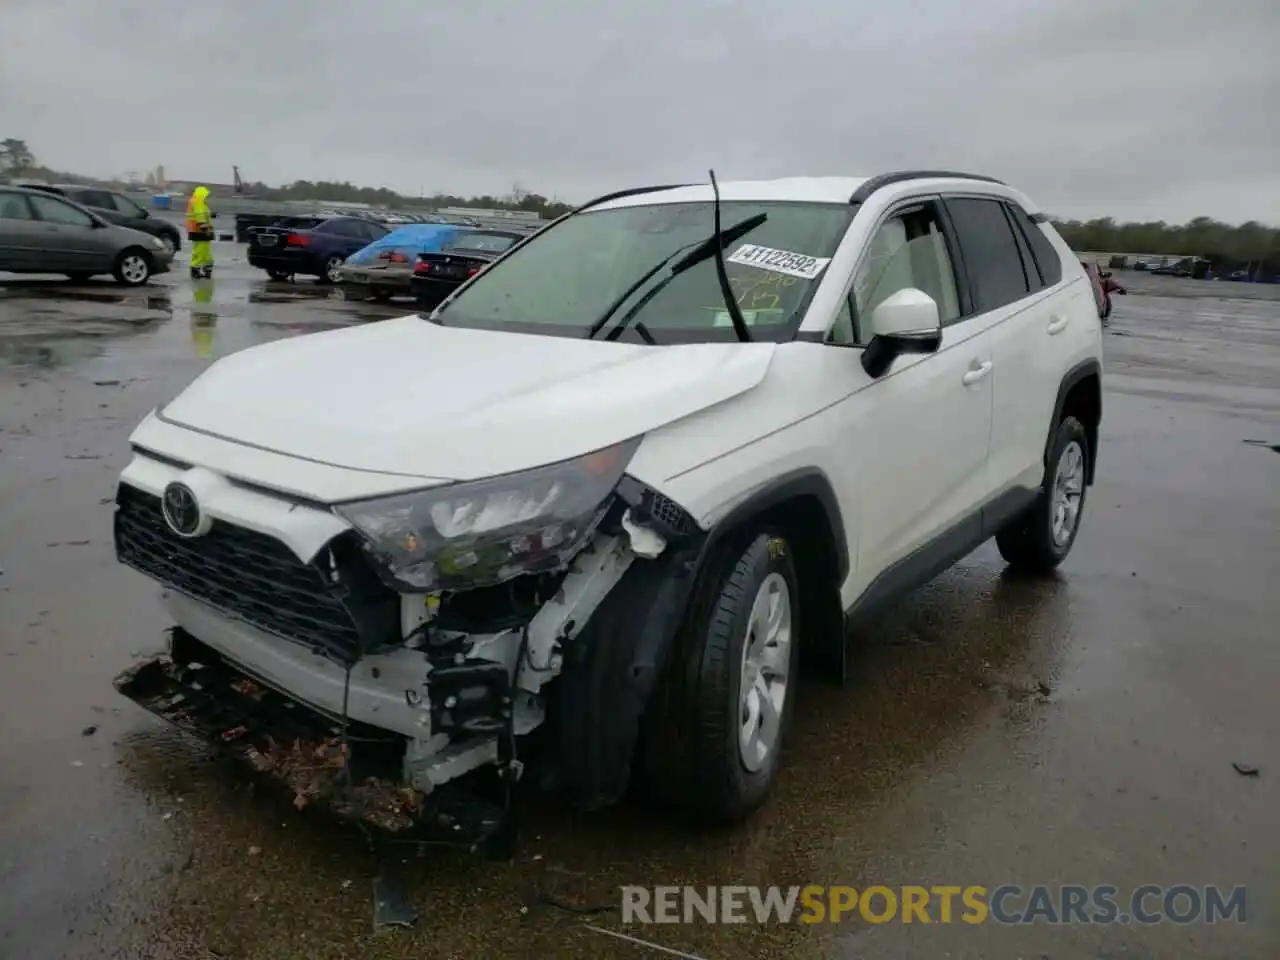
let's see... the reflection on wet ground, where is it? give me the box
[1,262,1278,959]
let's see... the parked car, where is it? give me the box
[22,183,183,254]
[409,229,527,309]
[0,185,174,285]
[1082,260,1107,318]
[337,223,465,302]
[246,215,390,282]
[110,171,1101,842]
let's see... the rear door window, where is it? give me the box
[1005,203,1063,287]
[944,197,1031,313]
[74,190,116,210]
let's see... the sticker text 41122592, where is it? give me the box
[727,244,832,281]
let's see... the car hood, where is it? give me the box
[158,316,777,482]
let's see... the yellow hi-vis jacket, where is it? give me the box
[185,186,213,241]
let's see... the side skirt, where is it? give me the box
[843,485,1040,631]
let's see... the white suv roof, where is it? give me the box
[593,170,1043,215]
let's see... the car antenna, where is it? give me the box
[708,169,751,343]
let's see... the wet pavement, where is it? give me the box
[1,252,1277,959]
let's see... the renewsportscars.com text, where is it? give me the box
[621,884,1248,926]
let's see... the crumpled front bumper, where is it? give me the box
[115,628,512,847]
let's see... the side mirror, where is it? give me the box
[861,288,942,377]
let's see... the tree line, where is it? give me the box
[238,177,576,220]
[1054,216,1278,267]
[3,137,1276,267]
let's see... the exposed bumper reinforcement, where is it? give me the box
[115,628,514,851]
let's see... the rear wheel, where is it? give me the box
[112,249,152,286]
[642,529,801,822]
[319,256,344,283]
[996,416,1089,574]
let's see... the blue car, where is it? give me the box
[337,224,464,301]
[246,216,391,284]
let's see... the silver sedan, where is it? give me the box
[0,185,175,285]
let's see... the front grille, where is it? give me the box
[114,484,394,665]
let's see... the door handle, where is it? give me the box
[962,360,993,386]
[1047,313,1069,335]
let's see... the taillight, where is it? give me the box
[467,266,480,277]
[286,232,307,246]
[413,260,430,275]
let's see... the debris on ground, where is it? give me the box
[242,734,423,831]
[1231,762,1260,777]
[81,725,98,737]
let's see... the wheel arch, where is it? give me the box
[1050,359,1102,484]
[550,469,850,811]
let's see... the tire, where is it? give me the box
[319,255,344,284]
[112,249,153,286]
[159,233,178,256]
[996,416,1089,574]
[65,272,94,283]
[642,529,802,822]
[267,269,293,282]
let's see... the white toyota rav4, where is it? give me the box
[113,171,1101,836]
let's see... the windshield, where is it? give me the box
[429,200,855,343]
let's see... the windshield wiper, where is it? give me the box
[583,209,768,341]
[708,169,752,343]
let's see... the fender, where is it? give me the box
[551,469,849,810]
[1049,359,1102,484]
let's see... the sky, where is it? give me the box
[2,0,1277,225]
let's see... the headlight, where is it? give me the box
[334,438,641,593]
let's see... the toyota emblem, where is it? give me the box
[161,482,203,537]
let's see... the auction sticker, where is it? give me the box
[727,244,831,280]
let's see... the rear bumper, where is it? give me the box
[409,275,462,307]
[340,266,414,296]
[115,628,511,841]
[248,251,313,274]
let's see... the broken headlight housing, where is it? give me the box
[334,437,641,593]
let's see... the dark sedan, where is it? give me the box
[409,229,525,309]
[246,216,390,282]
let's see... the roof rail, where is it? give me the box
[849,170,1006,204]
[575,183,693,213]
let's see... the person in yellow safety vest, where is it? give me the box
[185,186,215,279]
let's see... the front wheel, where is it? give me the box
[159,234,178,256]
[996,416,1090,574]
[642,530,801,822]
[112,249,152,286]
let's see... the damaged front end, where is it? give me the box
[113,437,701,846]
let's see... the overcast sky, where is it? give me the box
[2,0,1276,224]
